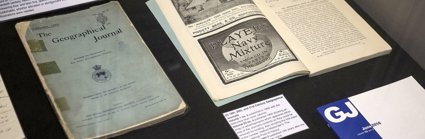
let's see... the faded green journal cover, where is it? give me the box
[16,1,187,139]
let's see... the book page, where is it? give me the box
[0,0,97,22]
[254,0,391,76]
[148,0,308,105]
[16,2,185,138]
[0,75,26,139]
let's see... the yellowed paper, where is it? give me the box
[0,74,26,139]
[254,0,392,76]
[148,0,309,106]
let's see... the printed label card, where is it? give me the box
[223,95,308,139]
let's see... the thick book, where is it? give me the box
[15,2,187,139]
[317,76,425,139]
[146,0,392,106]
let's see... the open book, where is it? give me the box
[15,2,187,139]
[147,0,392,106]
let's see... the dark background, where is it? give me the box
[0,0,424,139]
[353,0,425,70]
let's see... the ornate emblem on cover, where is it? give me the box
[96,13,108,25]
[92,65,111,83]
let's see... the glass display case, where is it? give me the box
[0,0,423,138]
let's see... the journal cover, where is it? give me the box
[317,76,425,139]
